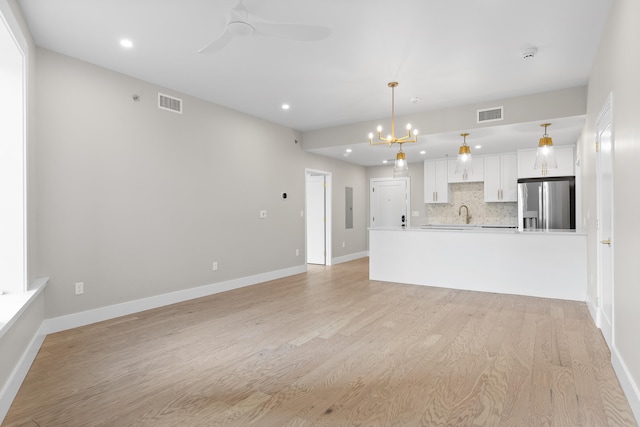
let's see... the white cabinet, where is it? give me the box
[517,145,575,178]
[447,157,484,183]
[484,153,517,202]
[424,159,449,203]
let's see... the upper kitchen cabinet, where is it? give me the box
[517,145,575,178]
[424,159,449,204]
[484,153,517,202]
[447,157,484,183]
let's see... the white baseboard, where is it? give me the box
[332,251,368,265]
[43,264,307,334]
[0,323,47,423]
[611,345,640,424]
[585,292,598,323]
[585,294,640,424]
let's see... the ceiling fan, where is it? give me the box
[198,0,331,54]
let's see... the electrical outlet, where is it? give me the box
[212,261,218,271]
[75,282,84,295]
[259,210,267,219]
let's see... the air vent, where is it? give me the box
[158,92,182,114]
[477,106,503,123]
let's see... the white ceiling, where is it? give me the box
[17,0,611,164]
[308,115,587,166]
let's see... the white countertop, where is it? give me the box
[370,225,585,236]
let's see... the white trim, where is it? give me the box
[585,292,598,324]
[612,345,640,424]
[0,278,47,339]
[0,322,47,424]
[43,264,306,334]
[332,251,368,265]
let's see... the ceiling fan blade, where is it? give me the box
[252,22,331,41]
[197,30,234,54]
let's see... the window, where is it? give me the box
[0,5,27,294]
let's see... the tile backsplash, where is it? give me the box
[427,182,518,225]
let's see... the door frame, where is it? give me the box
[595,92,614,346]
[305,169,332,266]
[369,177,411,228]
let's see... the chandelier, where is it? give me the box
[369,82,419,178]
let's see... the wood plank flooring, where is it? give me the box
[3,258,637,426]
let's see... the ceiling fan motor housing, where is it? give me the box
[228,21,254,37]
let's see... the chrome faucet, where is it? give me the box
[458,204,471,224]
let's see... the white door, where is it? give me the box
[306,174,326,264]
[370,178,409,228]
[596,95,614,347]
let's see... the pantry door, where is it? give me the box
[596,94,614,347]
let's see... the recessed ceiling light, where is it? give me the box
[120,39,133,48]
[382,160,388,164]
[420,150,426,155]
[346,148,352,153]
[475,145,482,149]
[410,96,422,104]
[281,104,290,110]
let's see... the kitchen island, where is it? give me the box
[369,226,587,301]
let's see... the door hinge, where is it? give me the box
[372,187,375,192]
[595,140,599,152]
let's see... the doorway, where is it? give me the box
[596,93,614,347]
[305,169,332,265]
[370,177,410,228]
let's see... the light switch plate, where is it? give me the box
[259,210,267,219]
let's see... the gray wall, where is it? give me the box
[579,0,640,416]
[35,48,367,318]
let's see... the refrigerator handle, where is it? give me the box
[538,184,543,229]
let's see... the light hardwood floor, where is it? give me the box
[4,258,637,426]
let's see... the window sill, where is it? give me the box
[0,278,48,340]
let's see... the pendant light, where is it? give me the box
[393,148,409,178]
[368,82,418,177]
[534,123,557,176]
[455,133,473,179]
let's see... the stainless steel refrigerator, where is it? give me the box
[517,177,575,230]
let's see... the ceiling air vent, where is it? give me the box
[477,106,503,124]
[158,92,183,114]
